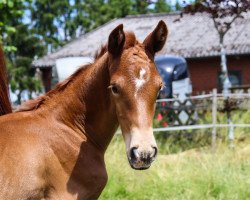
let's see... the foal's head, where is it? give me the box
[107,21,168,170]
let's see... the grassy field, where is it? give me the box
[100,133,250,200]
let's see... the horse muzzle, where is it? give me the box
[128,146,158,170]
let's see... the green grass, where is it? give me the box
[100,134,250,200]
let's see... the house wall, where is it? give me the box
[40,55,250,94]
[40,57,93,92]
[56,57,93,82]
[187,55,250,94]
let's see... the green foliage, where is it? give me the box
[30,0,64,50]
[0,0,44,103]
[0,0,26,52]
[154,0,172,13]
[132,0,149,14]
[8,24,45,58]
[6,24,45,103]
[8,57,42,103]
[175,0,182,11]
[1,0,175,103]
[30,0,165,51]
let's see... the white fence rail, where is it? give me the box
[153,123,250,132]
[153,89,250,149]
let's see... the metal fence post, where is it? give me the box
[212,88,217,152]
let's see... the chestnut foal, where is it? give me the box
[0,21,168,199]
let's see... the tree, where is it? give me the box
[0,0,45,104]
[30,0,174,49]
[0,0,26,52]
[73,0,154,34]
[183,0,250,94]
[7,24,45,103]
[104,0,134,19]
[74,0,108,33]
[132,0,150,14]
[30,0,62,51]
[154,0,172,13]
[175,0,182,11]
[2,0,176,104]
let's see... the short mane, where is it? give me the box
[17,32,138,112]
[17,65,91,112]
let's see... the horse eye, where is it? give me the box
[110,85,119,95]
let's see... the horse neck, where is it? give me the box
[44,54,118,152]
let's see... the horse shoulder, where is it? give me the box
[0,131,48,198]
[0,112,108,199]
[0,112,52,199]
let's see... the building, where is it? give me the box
[33,12,250,94]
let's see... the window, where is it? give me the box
[218,70,242,90]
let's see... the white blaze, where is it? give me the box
[135,68,146,95]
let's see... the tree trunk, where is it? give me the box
[219,36,231,96]
[220,37,234,146]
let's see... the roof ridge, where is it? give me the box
[125,11,181,19]
[33,11,250,67]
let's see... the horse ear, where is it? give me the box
[143,20,168,58]
[108,24,125,56]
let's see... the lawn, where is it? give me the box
[100,133,250,200]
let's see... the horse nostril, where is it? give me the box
[151,147,158,159]
[130,147,139,161]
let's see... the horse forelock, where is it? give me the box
[124,32,137,49]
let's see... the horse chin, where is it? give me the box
[131,165,150,170]
[128,159,151,170]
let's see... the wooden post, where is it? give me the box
[40,67,52,92]
[212,88,217,152]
